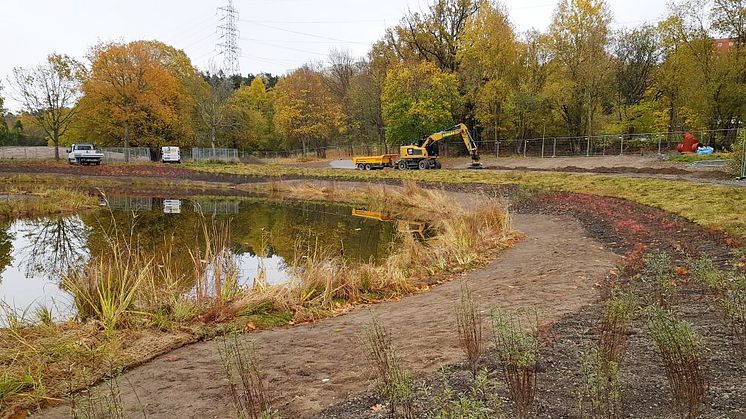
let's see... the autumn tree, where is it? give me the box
[548,0,614,137]
[192,70,233,148]
[224,77,274,150]
[382,61,462,145]
[0,84,7,142]
[273,66,343,157]
[385,0,479,71]
[78,41,197,161]
[458,1,521,140]
[9,54,84,160]
[325,49,358,153]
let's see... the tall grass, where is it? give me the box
[360,317,417,418]
[217,335,274,419]
[189,216,239,302]
[62,238,148,334]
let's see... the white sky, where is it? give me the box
[0,0,669,111]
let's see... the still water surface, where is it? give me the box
[0,196,397,322]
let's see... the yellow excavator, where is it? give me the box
[397,123,482,170]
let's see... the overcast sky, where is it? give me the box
[0,0,669,111]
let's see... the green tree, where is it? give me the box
[10,54,84,160]
[382,61,462,145]
[224,77,273,150]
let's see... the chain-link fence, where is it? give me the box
[441,129,739,159]
[241,129,740,161]
[101,147,151,163]
[190,148,239,162]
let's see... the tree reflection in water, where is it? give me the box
[15,216,90,281]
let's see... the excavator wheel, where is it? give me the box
[398,160,408,170]
[418,160,429,170]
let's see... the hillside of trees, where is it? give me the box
[1,0,744,159]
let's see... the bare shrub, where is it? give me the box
[721,285,746,353]
[217,334,275,419]
[360,317,417,418]
[600,292,637,365]
[578,347,622,419]
[642,253,677,308]
[491,309,539,418]
[455,282,484,376]
[647,308,708,418]
[578,292,636,418]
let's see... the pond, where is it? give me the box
[0,196,399,323]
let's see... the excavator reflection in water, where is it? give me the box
[351,209,431,240]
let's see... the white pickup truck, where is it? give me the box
[67,143,104,165]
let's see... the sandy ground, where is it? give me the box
[37,213,618,419]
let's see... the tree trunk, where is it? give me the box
[124,120,130,163]
[211,125,216,149]
[53,129,60,161]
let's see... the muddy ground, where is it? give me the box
[36,212,618,419]
[6,168,742,418]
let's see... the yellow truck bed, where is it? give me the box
[352,154,398,170]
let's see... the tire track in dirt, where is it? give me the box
[36,213,618,419]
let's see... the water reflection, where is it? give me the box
[0,197,398,321]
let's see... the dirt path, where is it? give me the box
[37,213,618,419]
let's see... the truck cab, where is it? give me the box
[161,146,181,163]
[67,143,104,165]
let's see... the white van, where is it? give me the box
[161,146,181,163]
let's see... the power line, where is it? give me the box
[237,19,369,45]
[242,39,327,56]
[218,0,241,76]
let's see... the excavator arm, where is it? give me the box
[421,123,481,164]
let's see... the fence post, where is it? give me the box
[523,139,527,158]
[586,137,590,157]
[657,136,662,155]
[619,135,624,156]
[552,138,556,157]
[541,138,545,158]
[736,129,746,179]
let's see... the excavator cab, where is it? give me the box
[397,123,482,170]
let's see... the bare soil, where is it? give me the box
[35,213,618,418]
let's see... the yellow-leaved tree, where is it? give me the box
[273,66,342,157]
